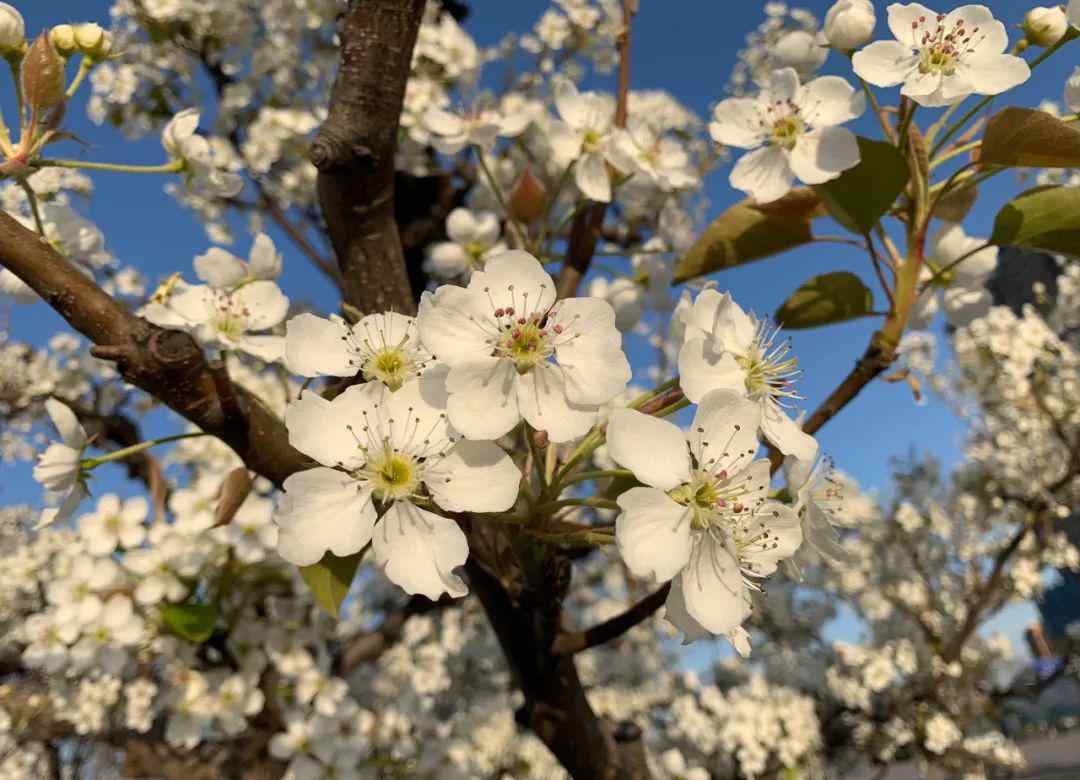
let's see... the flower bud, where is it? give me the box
[772,30,828,76]
[508,166,547,225]
[1066,66,1080,115]
[0,3,24,56]
[1024,6,1068,47]
[49,24,77,57]
[823,0,876,51]
[74,23,111,59]
[21,33,65,115]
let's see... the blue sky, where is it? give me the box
[5,0,1072,656]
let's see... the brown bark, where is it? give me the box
[309,0,426,316]
[0,212,307,486]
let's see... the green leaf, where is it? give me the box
[602,474,643,501]
[300,551,362,617]
[812,137,909,235]
[160,602,218,643]
[990,185,1080,255]
[672,189,821,283]
[980,107,1080,169]
[775,271,875,330]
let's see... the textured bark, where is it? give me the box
[0,212,307,487]
[310,0,426,316]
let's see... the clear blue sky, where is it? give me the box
[5,0,1068,655]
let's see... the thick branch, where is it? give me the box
[310,0,426,315]
[0,211,307,486]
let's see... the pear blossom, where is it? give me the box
[0,3,24,54]
[193,232,282,288]
[606,390,802,653]
[425,208,507,279]
[782,443,855,579]
[587,240,672,331]
[142,240,290,362]
[678,289,818,461]
[416,251,631,442]
[275,375,521,599]
[69,595,145,675]
[33,399,90,528]
[46,557,123,626]
[772,30,828,76]
[709,67,864,204]
[423,107,502,154]
[1024,6,1068,47]
[852,4,1030,108]
[910,223,998,329]
[613,120,696,191]
[161,109,244,197]
[548,78,627,203]
[79,494,148,556]
[285,311,432,390]
[22,612,78,673]
[824,0,876,50]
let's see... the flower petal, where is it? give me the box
[677,337,745,404]
[44,399,87,449]
[688,390,762,472]
[708,97,767,150]
[607,409,691,490]
[284,387,371,470]
[615,487,692,582]
[236,281,289,331]
[194,247,246,288]
[761,401,817,461]
[852,40,917,87]
[373,501,469,600]
[663,575,712,644]
[797,75,865,127]
[285,313,355,377]
[427,440,521,513]
[681,534,752,636]
[248,233,282,280]
[469,250,557,317]
[516,361,596,443]
[416,286,496,365]
[551,298,630,405]
[789,126,860,185]
[887,3,937,45]
[575,151,612,203]
[962,54,1030,98]
[446,357,520,440]
[275,468,375,567]
[729,145,794,204]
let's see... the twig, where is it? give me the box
[552,583,670,655]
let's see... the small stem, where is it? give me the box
[476,151,527,249]
[918,240,994,293]
[929,140,981,171]
[65,57,94,99]
[859,77,895,143]
[82,432,210,469]
[525,423,549,492]
[19,180,45,235]
[652,398,690,418]
[866,233,896,310]
[562,468,635,487]
[33,158,184,175]
[924,100,962,148]
[539,497,620,513]
[815,235,868,251]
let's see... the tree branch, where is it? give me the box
[0,211,307,487]
[552,582,669,655]
[310,0,426,315]
[335,595,453,675]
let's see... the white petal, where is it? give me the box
[797,75,865,127]
[681,534,752,636]
[373,502,468,600]
[942,287,992,326]
[416,287,495,364]
[285,314,355,377]
[275,468,375,567]
[944,5,1007,54]
[615,487,693,582]
[248,233,282,280]
[767,67,801,102]
[284,388,370,469]
[427,440,521,513]
[688,390,762,472]
[445,208,478,243]
[163,109,199,154]
[44,399,87,449]
[761,401,817,461]
[708,97,767,150]
[166,284,211,324]
[468,250,556,315]
[663,575,711,644]
[548,122,583,168]
[445,357,520,440]
[963,54,1030,98]
[235,281,289,330]
[234,334,285,363]
[729,145,795,204]
[852,40,917,87]
[551,298,631,405]
[516,362,596,443]
[677,337,745,404]
[424,107,465,136]
[742,501,803,575]
[472,211,501,246]
[193,247,246,288]
[575,152,612,203]
[607,409,691,490]
[553,77,587,128]
[380,373,451,454]
[789,126,861,185]
[426,242,470,278]
[887,3,937,45]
